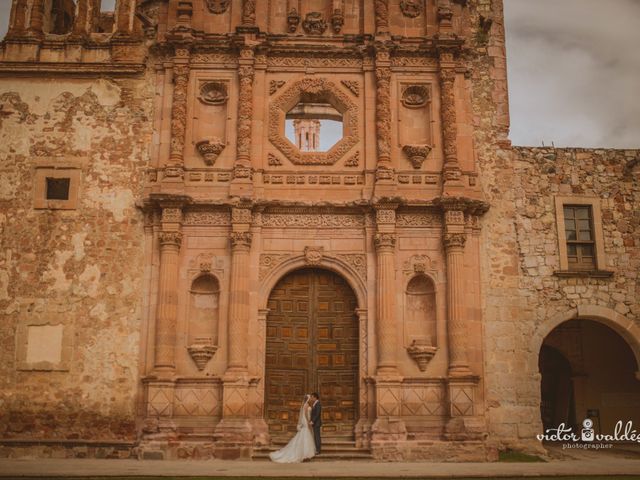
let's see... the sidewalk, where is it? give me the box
[1,454,640,478]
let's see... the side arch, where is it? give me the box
[531,305,640,376]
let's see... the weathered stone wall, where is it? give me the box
[0,74,153,450]
[480,145,640,453]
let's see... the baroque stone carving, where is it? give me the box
[341,80,360,97]
[439,65,461,180]
[402,85,430,108]
[400,0,423,18]
[304,246,324,265]
[444,233,466,249]
[287,9,300,32]
[170,64,190,162]
[374,0,389,30]
[444,210,465,225]
[269,78,358,166]
[231,207,252,224]
[205,0,230,14]
[268,153,282,166]
[183,211,230,225]
[331,9,344,33]
[375,52,392,169]
[162,207,182,224]
[376,209,396,225]
[397,212,441,227]
[198,82,228,105]
[344,152,359,167]
[267,56,362,68]
[336,254,367,280]
[187,341,218,370]
[159,231,183,247]
[402,144,432,169]
[403,254,433,273]
[407,340,437,371]
[242,0,256,25]
[230,231,252,248]
[259,253,291,280]
[237,59,255,164]
[269,80,286,95]
[196,138,225,165]
[302,12,327,34]
[262,212,365,228]
[374,232,396,250]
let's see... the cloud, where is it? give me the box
[504,0,640,148]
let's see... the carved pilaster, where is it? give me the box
[439,53,462,183]
[169,51,190,167]
[375,47,393,181]
[154,227,183,373]
[28,0,45,38]
[374,0,389,34]
[235,48,255,182]
[115,0,135,35]
[7,0,29,37]
[373,231,397,374]
[241,0,256,26]
[70,0,90,39]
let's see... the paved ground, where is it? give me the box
[1,449,640,478]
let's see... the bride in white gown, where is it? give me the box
[269,394,316,463]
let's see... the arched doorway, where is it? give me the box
[264,268,359,440]
[539,319,640,434]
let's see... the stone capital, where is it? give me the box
[444,233,466,250]
[374,232,397,251]
[159,230,183,248]
[230,231,253,249]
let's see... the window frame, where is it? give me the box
[33,160,83,210]
[554,196,610,276]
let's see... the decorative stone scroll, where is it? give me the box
[269,78,359,166]
[396,212,441,228]
[262,212,365,228]
[336,254,367,281]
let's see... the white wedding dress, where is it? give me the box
[269,396,316,463]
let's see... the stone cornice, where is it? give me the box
[0,62,146,76]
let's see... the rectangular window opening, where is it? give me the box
[46,177,71,200]
[563,205,596,271]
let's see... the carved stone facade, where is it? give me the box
[0,0,638,464]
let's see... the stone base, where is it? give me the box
[371,417,408,442]
[135,440,217,460]
[213,418,255,459]
[0,440,134,459]
[371,439,498,462]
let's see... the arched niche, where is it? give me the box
[404,274,437,372]
[187,274,220,371]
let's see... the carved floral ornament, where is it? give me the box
[302,12,327,34]
[269,78,359,166]
[304,246,324,265]
[402,144,432,169]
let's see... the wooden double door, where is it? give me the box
[265,268,359,439]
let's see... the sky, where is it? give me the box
[0,1,638,149]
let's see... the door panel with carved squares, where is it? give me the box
[265,268,358,439]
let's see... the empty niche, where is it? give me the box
[404,274,437,371]
[187,274,220,370]
[399,84,433,169]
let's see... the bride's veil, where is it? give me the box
[296,394,310,431]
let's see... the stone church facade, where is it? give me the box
[0,0,638,461]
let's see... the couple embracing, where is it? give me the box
[269,392,322,463]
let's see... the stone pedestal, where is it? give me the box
[214,375,254,459]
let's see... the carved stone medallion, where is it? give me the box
[400,0,423,18]
[302,12,327,34]
[199,82,228,106]
[401,85,430,108]
[205,0,230,14]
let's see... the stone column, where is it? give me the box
[439,55,462,183]
[215,206,254,459]
[115,0,133,35]
[7,0,29,37]
[164,48,190,180]
[153,206,183,373]
[374,0,389,34]
[71,0,90,39]
[232,47,255,193]
[28,0,45,37]
[374,232,397,374]
[241,0,256,26]
[374,47,395,190]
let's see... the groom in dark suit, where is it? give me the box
[308,392,322,455]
